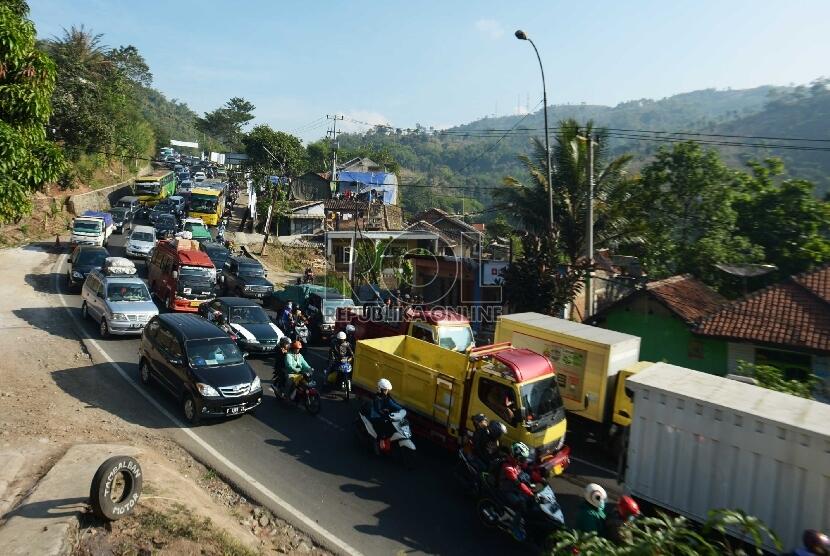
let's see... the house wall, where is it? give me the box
[600,297,728,374]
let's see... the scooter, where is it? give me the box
[334,357,353,400]
[354,403,416,457]
[292,321,310,346]
[476,479,565,544]
[272,371,321,415]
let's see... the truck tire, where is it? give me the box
[89,455,142,521]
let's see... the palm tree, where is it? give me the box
[497,119,642,265]
[41,25,110,79]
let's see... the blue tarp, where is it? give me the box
[337,172,398,205]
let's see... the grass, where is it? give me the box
[201,467,218,482]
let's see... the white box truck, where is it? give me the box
[624,362,830,551]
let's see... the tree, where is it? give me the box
[735,360,818,398]
[498,119,643,265]
[108,45,152,87]
[636,141,763,287]
[0,0,66,222]
[733,159,830,279]
[195,97,255,150]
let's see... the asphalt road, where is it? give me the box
[51,230,620,555]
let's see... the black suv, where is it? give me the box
[220,256,274,299]
[138,313,262,424]
[67,245,109,289]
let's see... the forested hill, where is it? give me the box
[331,83,830,216]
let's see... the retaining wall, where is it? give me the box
[67,165,152,215]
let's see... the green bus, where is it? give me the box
[134,171,176,206]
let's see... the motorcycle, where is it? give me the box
[292,321,310,346]
[327,357,353,400]
[476,477,565,544]
[354,403,416,458]
[454,446,499,498]
[272,371,321,415]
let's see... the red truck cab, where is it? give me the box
[147,239,216,312]
[338,306,475,352]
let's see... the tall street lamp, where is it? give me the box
[515,29,553,231]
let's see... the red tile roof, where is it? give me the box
[646,274,728,324]
[695,265,830,354]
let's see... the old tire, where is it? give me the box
[81,301,90,320]
[89,455,142,521]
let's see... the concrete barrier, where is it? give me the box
[67,165,152,215]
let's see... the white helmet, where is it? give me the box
[336,331,347,340]
[584,483,607,509]
[345,324,356,333]
[377,378,392,393]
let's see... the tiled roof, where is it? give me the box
[646,274,728,324]
[413,207,481,234]
[695,265,830,353]
[409,220,456,246]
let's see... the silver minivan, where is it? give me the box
[81,263,158,338]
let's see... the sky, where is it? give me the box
[29,0,830,144]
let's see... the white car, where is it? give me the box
[125,225,157,258]
[193,171,206,182]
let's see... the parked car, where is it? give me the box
[220,256,274,300]
[153,213,178,240]
[200,241,231,270]
[80,258,158,337]
[138,313,263,424]
[67,245,109,289]
[125,225,157,258]
[198,297,285,354]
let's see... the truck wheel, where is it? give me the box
[99,319,110,338]
[81,301,90,320]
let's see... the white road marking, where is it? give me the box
[54,253,362,556]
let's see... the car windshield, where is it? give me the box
[205,248,229,267]
[230,305,270,325]
[322,299,355,318]
[519,377,565,423]
[73,221,101,232]
[110,208,128,220]
[238,264,264,277]
[131,232,154,242]
[77,250,107,266]
[437,325,474,352]
[186,338,243,367]
[180,265,213,280]
[106,282,151,302]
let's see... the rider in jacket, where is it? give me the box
[499,442,536,538]
[370,378,402,438]
[576,483,608,536]
[282,340,312,399]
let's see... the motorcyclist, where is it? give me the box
[271,336,292,392]
[576,483,608,536]
[326,331,354,385]
[292,309,308,342]
[499,442,536,539]
[787,530,830,556]
[344,324,357,351]
[369,378,403,439]
[280,302,295,332]
[282,340,313,400]
[604,495,640,545]
[303,267,314,284]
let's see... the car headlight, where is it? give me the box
[196,383,220,397]
[111,313,128,321]
[251,376,261,391]
[72,271,83,279]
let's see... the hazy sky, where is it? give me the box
[29,0,830,143]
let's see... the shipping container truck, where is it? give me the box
[353,335,571,473]
[624,362,830,551]
[495,312,641,453]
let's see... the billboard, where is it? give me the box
[170,139,198,149]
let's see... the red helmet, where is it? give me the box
[617,496,640,520]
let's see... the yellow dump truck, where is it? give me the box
[353,335,571,473]
[495,312,644,454]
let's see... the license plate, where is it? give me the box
[129,323,142,329]
[225,405,244,415]
[251,292,264,298]
[190,301,201,307]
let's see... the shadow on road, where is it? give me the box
[2,496,88,520]
[12,307,83,340]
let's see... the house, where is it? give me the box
[325,229,439,280]
[335,157,398,205]
[277,201,325,236]
[412,208,483,258]
[586,274,728,373]
[694,264,830,398]
[291,172,332,201]
[323,199,403,232]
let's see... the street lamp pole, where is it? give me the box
[515,29,553,230]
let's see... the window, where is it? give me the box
[411,323,435,343]
[156,326,177,355]
[755,348,812,382]
[688,338,704,359]
[478,377,518,425]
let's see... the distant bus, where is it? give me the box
[188,187,225,226]
[134,171,176,206]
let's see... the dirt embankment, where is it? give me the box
[0,245,328,555]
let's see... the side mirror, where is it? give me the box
[242,352,249,359]
[172,270,178,279]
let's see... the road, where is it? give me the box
[51,230,620,555]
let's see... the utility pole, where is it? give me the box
[585,133,597,318]
[327,114,343,195]
[260,145,287,255]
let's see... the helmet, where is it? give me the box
[510,442,531,461]
[291,340,303,350]
[377,378,392,393]
[471,413,488,426]
[488,421,507,440]
[278,336,291,348]
[336,331,347,340]
[287,301,293,309]
[345,324,356,333]
[584,483,608,510]
[803,530,830,553]
[617,495,640,520]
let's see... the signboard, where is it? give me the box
[209,152,225,164]
[225,152,248,165]
[170,139,198,149]
[510,332,588,402]
[482,261,509,285]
